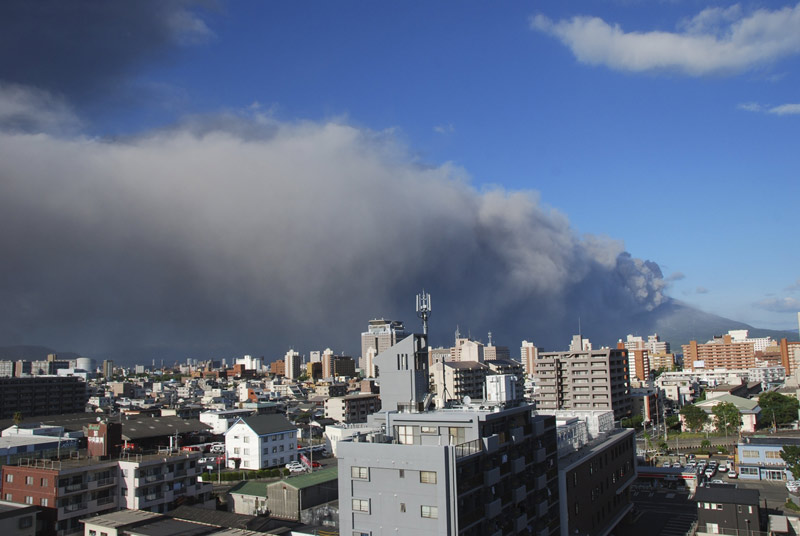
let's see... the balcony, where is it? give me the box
[537,500,548,517]
[514,485,527,504]
[60,482,87,494]
[483,435,500,454]
[144,473,164,483]
[485,498,502,519]
[512,456,525,474]
[535,473,547,490]
[144,493,164,503]
[484,467,501,487]
[534,447,547,464]
[515,513,528,532]
[510,426,524,443]
[61,503,87,514]
[96,496,115,506]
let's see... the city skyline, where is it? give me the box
[0,2,798,360]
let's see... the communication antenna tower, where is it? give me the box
[416,290,432,336]
[488,331,493,346]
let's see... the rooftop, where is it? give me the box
[693,486,759,506]
[270,466,338,490]
[233,414,296,436]
[81,509,162,528]
[227,480,269,497]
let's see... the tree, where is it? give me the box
[759,392,800,427]
[680,404,708,432]
[658,441,669,454]
[700,439,711,450]
[12,411,23,427]
[712,402,741,436]
[666,415,680,431]
[782,445,800,480]
[621,415,644,430]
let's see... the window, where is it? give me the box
[351,466,369,479]
[421,426,436,434]
[25,496,33,504]
[421,505,438,519]
[4,494,11,501]
[352,498,370,513]
[89,531,98,536]
[400,503,406,512]
[5,474,12,483]
[243,436,249,443]
[234,448,240,455]
[41,478,48,487]
[741,450,760,458]
[243,448,250,456]
[766,451,782,459]
[26,476,33,485]
[399,469,404,478]
[41,498,48,506]
[280,445,284,451]
[420,471,437,484]
[397,426,414,445]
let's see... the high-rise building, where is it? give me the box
[521,340,538,376]
[360,319,407,362]
[102,360,113,378]
[284,349,301,380]
[534,335,631,421]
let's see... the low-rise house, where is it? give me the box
[692,486,760,535]
[685,394,760,434]
[227,481,268,516]
[225,414,298,470]
[266,467,338,522]
[737,436,800,481]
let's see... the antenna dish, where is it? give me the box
[463,395,471,405]
[96,416,102,422]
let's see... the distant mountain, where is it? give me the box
[627,300,799,350]
[0,300,796,364]
[0,345,81,361]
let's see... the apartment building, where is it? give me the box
[534,335,631,421]
[0,451,210,535]
[553,414,636,536]
[779,339,800,376]
[683,334,756,372]
[324,393,381,424]
[429,361,488,408]
[0,377,87,419]
[338,406,560,536]
[224,414,298,470]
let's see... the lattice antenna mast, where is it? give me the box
[416,290,432,336]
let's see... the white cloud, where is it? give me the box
[737,102,763,112]
[434,123,455,134]
[696,286,709,294]
[756,297,800,312]
[769,103,800,115]
[531,3,800,76]
[737,101,800,115]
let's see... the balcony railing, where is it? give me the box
[61,482,87,493]
[144,474,163,483]
[62,503,87,513]
[96,496,115,506]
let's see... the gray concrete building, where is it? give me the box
[338,406,560,536]
[534,335,631,421]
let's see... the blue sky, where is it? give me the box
[1,1,799,359]
[114,1,800,330]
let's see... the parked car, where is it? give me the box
[710,479,724,484]
[286,461,305,473]
[672,462,682,468]
[727,471,737,479]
